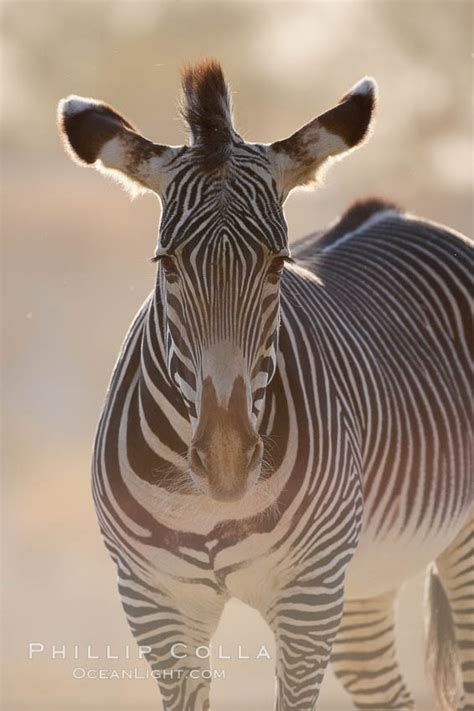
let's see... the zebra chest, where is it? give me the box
[133,518,291,605]
[122,472,364,608]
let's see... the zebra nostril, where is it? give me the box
[189,446,208,478]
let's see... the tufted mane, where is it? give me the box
[180,59,236,170]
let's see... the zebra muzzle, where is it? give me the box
[189,374,265,501]
[189,435,264,502]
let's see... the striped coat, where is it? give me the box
[58,60,473,711]
[93,202,472,710]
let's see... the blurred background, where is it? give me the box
[2,1,472,709]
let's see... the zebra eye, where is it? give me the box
[267,256,285,283]
[160,256,179,282]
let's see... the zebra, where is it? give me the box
[57,60,473,711]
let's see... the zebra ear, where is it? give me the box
[267,77,377,198]
[57,95,177,196]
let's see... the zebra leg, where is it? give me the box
[261,576,346,711]
[118,567,227,711]
[436,514,474,711]
[330,590,415,710]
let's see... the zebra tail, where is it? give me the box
[425,566,458,710]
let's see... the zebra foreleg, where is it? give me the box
[117,569,227,711]
[261,577,346,711]
[435,513,474,711]
[330,590,415,710]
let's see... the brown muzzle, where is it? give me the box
[189,375,263,501]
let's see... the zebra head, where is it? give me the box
[58,60,376,501]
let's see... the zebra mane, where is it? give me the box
[180,59,236,170]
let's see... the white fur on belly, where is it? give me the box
[344,509,472,599]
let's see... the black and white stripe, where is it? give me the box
[92,201,472,710]
[58,60,473,711]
